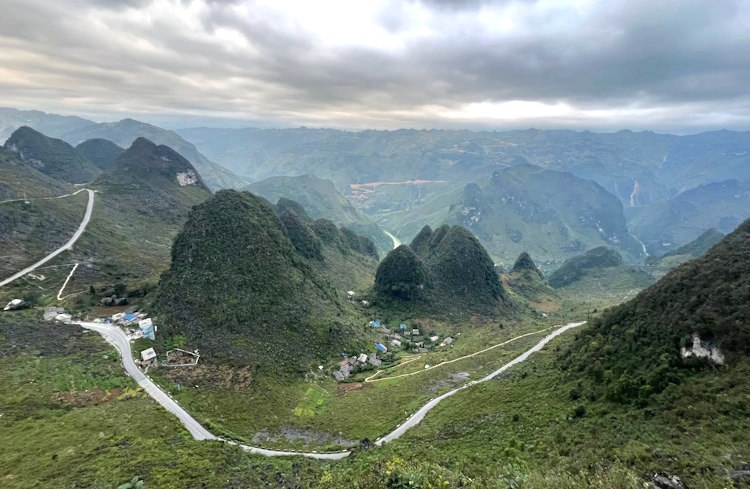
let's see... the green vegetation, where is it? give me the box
[382,164,645,271]
[645,228,724,277]
[375,244,430,300]
[0,147,73,200]
[3,126,100,183]
[563,218,750,406]
[153,190,376,373]
[75,138,124,169]
[549,247,626,287]
[61,118,246,190]
[376,225,504,314]
[247,174,393,255]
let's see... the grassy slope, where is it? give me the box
[321,334,748,488]
[0,314,329,489]
[0,148,73,200]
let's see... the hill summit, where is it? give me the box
[154,190,375,373]
[4,126,99,183]
[94,137,211,223]
[548,246,624,288]
[511,252,543,278]
[376,224,504,313]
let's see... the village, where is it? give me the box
[332,317,456,382]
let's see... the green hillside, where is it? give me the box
[548,246,654,296]
[376,224,505,314]
[74,138,124,169]
[3,126,100,184]
[564,217,750,406]
[645,228,725,277]
[387,164,644,271]
[153,190,374,373]
[247,174,393,255]
[61,118,246,190]
[0,147,73,200]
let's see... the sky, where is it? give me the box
[1,0,749,132]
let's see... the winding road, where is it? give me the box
[2,186,587,459]
[0,189,95,288]
[78,319,584,459]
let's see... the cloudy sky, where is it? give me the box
[1,0,749,131]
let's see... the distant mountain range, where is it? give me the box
[3,107,748,264]
[176,126,750,204]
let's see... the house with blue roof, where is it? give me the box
[376,343,387,353]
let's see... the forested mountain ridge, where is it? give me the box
[563,217,750,405]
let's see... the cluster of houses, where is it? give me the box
[331,319,458,382]
[334,352,382,381]
[103,312,156,340]
[369,320,454,353]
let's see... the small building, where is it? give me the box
[391,333,402,340]
[376,343,388,353]
[357,353,368,364]
[140,347,157,363]
[367,353,381,367]
[430,335,440,343]
[111,312,125,321]
[347,290,356,299]
[391,339,402,348]
[3,299,24,311]
[417,348,429,353]
[369,320,381,327]
[138,318,155,340]
[347,356,357,366]
[361,300,370,307]
[415,341,424,348]
[412,329,420,336]
[443,337,454,346]
[333,371,345,382]
[122,313,138,324]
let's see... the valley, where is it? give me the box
[0,118,747,488]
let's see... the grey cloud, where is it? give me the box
[0,0,748,131]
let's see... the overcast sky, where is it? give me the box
[1,0,749,132]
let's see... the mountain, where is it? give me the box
[94,138,210,223]
[3,126,100,184]
[645,228,725,274]
[75,138,124,169]
[548,246,653,290]
[178,126,750,207]
[246,174,393,254]
[628,179,750,254]
[388,164,644,271]
[0,147,73,200]
[510,251,544,278]
[375,224,504,314]
[153,190,376,373]
[61,118,246,190]
[564,217,750,405]
[504,252,553,302]
[0,107,94,141]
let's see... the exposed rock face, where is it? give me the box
[680,333,725,365]
[176,170,198,186]
[651,472,688,489]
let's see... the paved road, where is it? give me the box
[0,189,95,288]
[375,321,586,445]
[77,321,350,460]
[79,319,584,458]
